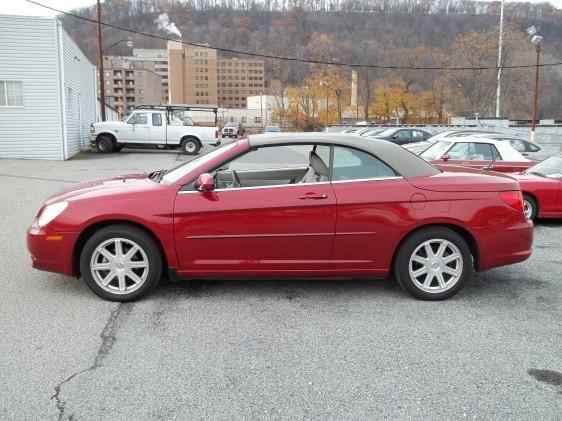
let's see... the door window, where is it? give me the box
[127,113,147,125]
[395,130,411,141]
[152,113,162,126]
[411,130,425,140]
[332,146,396,181]
[447,142,501,161]
[211,144,330,190]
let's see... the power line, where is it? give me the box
[26,0,562,71]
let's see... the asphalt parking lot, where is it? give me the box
[1,146,561,420]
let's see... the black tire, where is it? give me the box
[97,136,113,154]
[523,194,538,221]
[393,227,472,300]
[79,224,163,302]
[181,137,201,155]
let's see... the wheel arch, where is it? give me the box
[72,219,168,277]
[522,191,539,215]
[181,135,202,147]
[390,223,480,273]
[96,132,117,143]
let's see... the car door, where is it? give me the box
[149,112,167,144]
[173,144,337,276]
[411,130,427,143]
[329,145,415,274]
[391,130,412,145]
[125,112,150,142]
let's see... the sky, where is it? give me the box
[1,0,561,17]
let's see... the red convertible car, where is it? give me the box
[511,155,562,220]
[420,136,536,173]
[27,134,533,301]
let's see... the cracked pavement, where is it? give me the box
[1,147,561,420]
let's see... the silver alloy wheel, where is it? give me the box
[184,141,197,153]
[408,238,463,293]
[90,238,149,295]
[523,199,533,219]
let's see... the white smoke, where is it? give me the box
[155,13,182,39]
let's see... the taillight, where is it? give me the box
[215,130,219,139]
[499,191,524,212]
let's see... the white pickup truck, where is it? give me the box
[90,105,221,155]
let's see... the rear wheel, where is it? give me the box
[181,137,201,155]
[523,194,537,220]
[394,227,472,300]
[80,225,162,302]
[97,136,113,154]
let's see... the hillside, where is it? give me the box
[61,0,562,119]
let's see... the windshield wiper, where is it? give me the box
[149,169,166,182]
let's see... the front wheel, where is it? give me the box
[96,136,113,154]
[181,137,201,155]
[523,194,537,221]
[80,225,162,301]
[394,227,472,300]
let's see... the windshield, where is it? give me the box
[420,141,452,160]
[161,143,239,184]
[525,156,562,178]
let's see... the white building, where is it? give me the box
[0,15,98,160]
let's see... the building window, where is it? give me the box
[0,81,23,107]
[254,116,262,123]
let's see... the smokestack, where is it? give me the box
[351,70,358,119]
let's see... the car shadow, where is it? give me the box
[153,277,406,302]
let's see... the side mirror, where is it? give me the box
[196,173,214,192]
[392,134,398,139]
[441,154,451,161]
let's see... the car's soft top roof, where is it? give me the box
[247,132,439,178]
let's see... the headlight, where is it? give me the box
[37,202,68,227]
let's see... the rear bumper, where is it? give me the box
[27,225,79,276]
[476,219,533,271]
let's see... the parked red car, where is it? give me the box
[420,136,536,173]
[27,134,533,301]
[510,155,562,220]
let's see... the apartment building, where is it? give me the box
[168,41,265,108]
[131,49,169,102]
[101,56,162,117]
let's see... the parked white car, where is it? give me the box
[90,105,221,155]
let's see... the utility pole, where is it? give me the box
[260,91,264,129]
[495,0,504,118]
[531,43,541,143]
[96,0,106,121]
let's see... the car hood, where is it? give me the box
[408,165,520,192]
[93,121,123,128]
[45,173,150,204]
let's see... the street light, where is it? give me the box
[495,0,505,118]
[527,25,543,143]
[104,36,133,53]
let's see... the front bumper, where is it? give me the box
[27,224,79,276]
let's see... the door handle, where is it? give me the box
[298,193,328,200]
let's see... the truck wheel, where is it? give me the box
[181,137,201,155]
[97,136,113,154]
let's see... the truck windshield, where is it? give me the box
[161,143,238,184]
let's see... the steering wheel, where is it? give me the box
[231,170,242,188]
